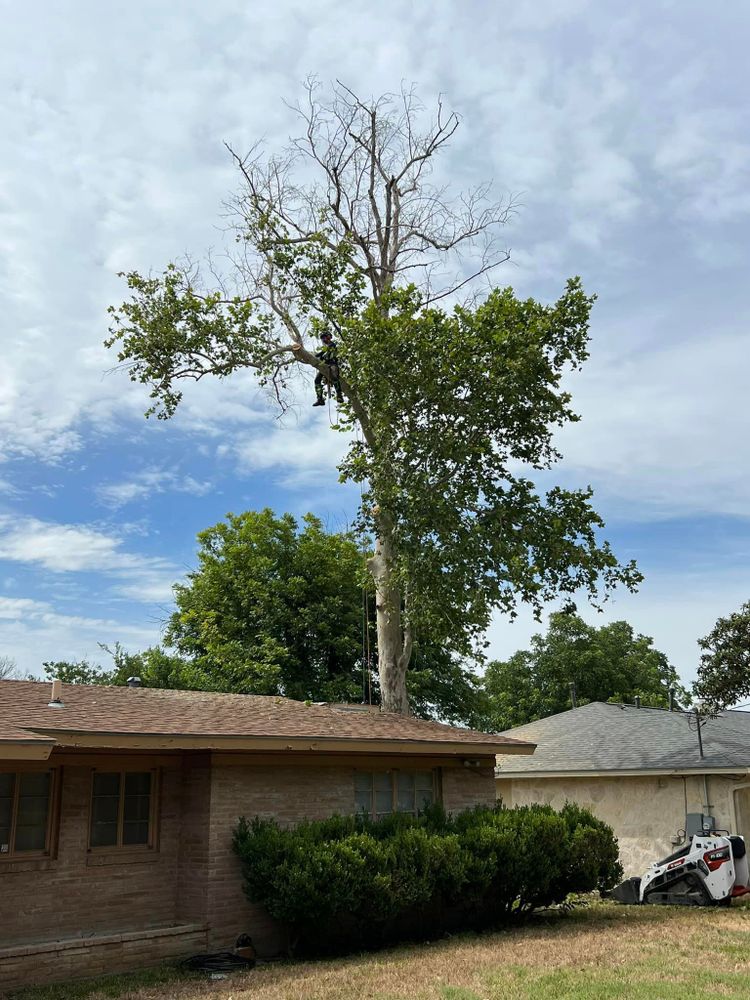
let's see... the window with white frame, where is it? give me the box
[354,769,437,819]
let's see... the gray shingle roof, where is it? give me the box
[495,702,750,775]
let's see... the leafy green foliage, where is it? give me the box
[232,802,622,955]
[42,659,112,685]
[483,612,688,730]
[105,266,275,419]
[339,283,641,657]
[163,509,366,701]
[693,600,750,710]
[162,507,487,718]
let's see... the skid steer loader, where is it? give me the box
[612,832,750,906]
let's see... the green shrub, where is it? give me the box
[232,802,621,954]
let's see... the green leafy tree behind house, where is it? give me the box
[163,508,487,723]
[693,600,750,710]
[39,510,488,724]
[484,612,688,730]
[164,509,367,702]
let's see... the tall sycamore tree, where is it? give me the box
[106,82,640,714]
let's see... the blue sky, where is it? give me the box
[1,0,748,687]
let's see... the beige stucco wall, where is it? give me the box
[496,772,747,876]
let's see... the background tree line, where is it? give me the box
[40,508,688,730]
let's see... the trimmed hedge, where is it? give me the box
[233,803,622,954]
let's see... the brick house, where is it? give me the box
[0,680,533,990]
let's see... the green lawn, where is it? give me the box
[10,901,750,1000]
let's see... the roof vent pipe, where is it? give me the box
[668,687,675,712]
[48,679,64,708]
[126,676,142,688]
[569,681,577,709]
[634,695,641,709]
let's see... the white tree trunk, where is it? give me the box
[368,520,413,715]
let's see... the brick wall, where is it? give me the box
[204,759,498,954]
[0,765,181,950]
[205,764,355,954]
[176,756,211,924]
[0,924,207,991]
[0,752,499,988]
[442,765,496,813]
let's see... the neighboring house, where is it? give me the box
[496,702,750,877]
[0,680,533,990]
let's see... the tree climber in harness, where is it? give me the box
[312,331,344,407]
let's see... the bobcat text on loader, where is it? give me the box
[612,831,750,906]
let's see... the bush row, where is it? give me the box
[232,802,622,954]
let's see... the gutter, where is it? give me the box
[20,728,535,758]
[494,766,750,779]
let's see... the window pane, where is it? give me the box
[397,772,415,812]
[20,772,51,797]
[93,772,120,797]
[375,789,392,817]
[14,772,51,852]
[0,773,14,854]
[374,772,391,792]
[417,787,434,809]
[123,773,151,845]
[124,772,151,797]
[354,789,371,815]
[122,820,149,845]
[91,772,120,847]
[124,791,150,822]
[415,771,434,809]
[354,771,372,793]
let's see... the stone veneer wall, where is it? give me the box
[496,772,744,875]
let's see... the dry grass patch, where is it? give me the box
[12,902,750,1000]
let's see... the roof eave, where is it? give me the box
[23,728,535,757]
[0,739,55,762]
[495,765,750,779]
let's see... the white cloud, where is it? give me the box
[97,468,213,508]
[231,407,353,488]
[653,110,750,222]
[0,516,180,603]
[0,595,160,679]
[553,323,750,517]
[0,0,749,685]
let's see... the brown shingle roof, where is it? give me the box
[0,680,533,756]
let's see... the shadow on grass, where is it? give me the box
[5,963,202,1000]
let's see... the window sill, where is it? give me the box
[86,849,159,867]
[0,857,55,873]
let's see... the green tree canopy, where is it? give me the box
[693,600,750,710]
[162,508,486,723]
[164,509,366,702]
[483,612,688,730]
[42,658,110,685]
[106,82,640,713]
